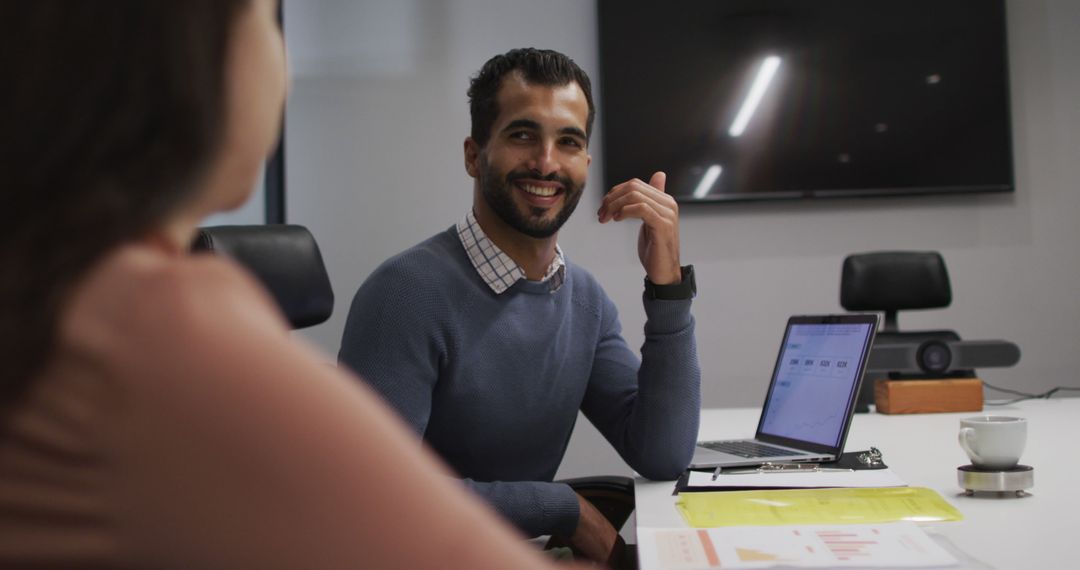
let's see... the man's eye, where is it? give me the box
[561,137,583,148]
[510,131,533,141]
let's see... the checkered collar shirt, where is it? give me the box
[456,210,566,294]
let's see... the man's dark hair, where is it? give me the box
[467,48,594,147]
[0,0,249,406]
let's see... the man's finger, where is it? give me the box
[604,185,675,219]
[649,171,667,193]
[600,175,675,223]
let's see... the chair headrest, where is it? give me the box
[192,224,334,329]
[840,251,951,312]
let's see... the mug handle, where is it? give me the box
[959,427,983,465]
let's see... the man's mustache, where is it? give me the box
[505,170,575,189]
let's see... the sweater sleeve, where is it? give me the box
[579,291,702,480]
[338,260,444,435]
[460,479,581,538]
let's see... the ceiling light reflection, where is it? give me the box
[728,55,782,137]
[692,165,723,199]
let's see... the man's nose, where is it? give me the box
[526,141,559,177]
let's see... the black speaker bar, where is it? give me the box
[867,340,1021,375]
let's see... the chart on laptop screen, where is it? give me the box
[759,324,871,446]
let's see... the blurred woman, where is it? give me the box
[0,2,575,567]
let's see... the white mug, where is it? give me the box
[958,415,1027,470]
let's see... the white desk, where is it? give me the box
[634,398,1077,569]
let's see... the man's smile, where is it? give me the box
[515,180,564,206]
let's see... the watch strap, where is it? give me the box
[644,265,696,300]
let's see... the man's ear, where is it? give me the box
[464,137,481,178]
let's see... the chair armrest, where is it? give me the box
[548,476,637,568]
[561,475,635,500]
[561,476,635,528]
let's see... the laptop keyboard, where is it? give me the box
[701,440,806,458]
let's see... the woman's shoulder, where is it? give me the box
[62,243,287,358]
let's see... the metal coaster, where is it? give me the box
[958,464,1034,497]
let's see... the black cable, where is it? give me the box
[983,380,1080,405]
[981,380,1037,397]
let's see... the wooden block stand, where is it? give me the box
[874,378,984,414]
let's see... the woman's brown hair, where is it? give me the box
[0,1,249,406]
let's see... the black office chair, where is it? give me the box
[191,224,334,329]
[840,251,974,412]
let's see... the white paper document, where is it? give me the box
[686,468,907,489]
[637,522,958,569]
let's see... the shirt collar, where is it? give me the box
[456,210,566,294]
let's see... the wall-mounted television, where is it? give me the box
[597,0,1014,203]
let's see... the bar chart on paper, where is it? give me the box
[637,522,958,569]
[818,528,901,562]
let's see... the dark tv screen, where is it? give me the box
[597,0,1014,203]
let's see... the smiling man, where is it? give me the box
[338,48,700,565]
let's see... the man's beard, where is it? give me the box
[477,157,585,239]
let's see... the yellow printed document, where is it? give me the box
[677,487,962,528]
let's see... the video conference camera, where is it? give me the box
[866,339,1021,376]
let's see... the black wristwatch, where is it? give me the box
[644,265,696,300]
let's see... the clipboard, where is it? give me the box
[674,448,890,493]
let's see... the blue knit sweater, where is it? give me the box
[338,227,701,538]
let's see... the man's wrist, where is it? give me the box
[644,264,696,300]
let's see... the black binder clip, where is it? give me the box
[857,447,884,467]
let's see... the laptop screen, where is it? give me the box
[758,319,876,447]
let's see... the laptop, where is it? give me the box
[690,314,879,469]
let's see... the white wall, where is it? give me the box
[283,0,1080,478]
